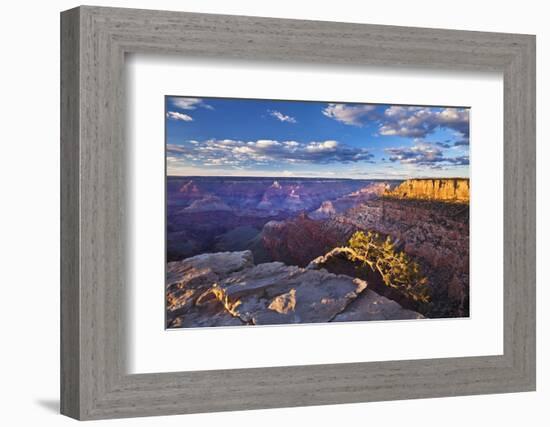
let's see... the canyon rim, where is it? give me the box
[165,96,470,328]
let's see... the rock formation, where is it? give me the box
[166,176,470,320]
[309,200,337,220]
[256,213,346,267]
[166,250,422,328]
[321,198,470,317]
[333,289,423,322]
[227,183,469,318]
[182,195,232,213]
[384,178,469,202]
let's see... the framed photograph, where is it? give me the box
[61,6,536,420]
[164,96,469,329]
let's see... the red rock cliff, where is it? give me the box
[385,178,469,202]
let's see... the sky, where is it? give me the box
[165,96,470,179]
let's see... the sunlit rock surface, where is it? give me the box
[166,250,422,328]
[384,178,469,202]
[166,251,254,328]
[333,289,424,322]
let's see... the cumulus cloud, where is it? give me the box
[306,140,339,152]
[167,138,373,168]
[322,103,378,126]
[269,110,297,123]
[166,111,193,122]
[379,106,469,139]
[385,142,469,168]
[170,97,213,110]
[322,103,470,144]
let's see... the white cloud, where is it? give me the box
[379,106,469,138]
[322,103,378,126]
[167,138,373,167]
[166,111,193,122]
[170,97,213,110]
[269,110,297,123]
[255,139,281,148]
[321,103,470,142]
[385,142,469,168]
[305,140,339,152]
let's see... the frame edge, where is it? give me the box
[60,6,82,420]
[62,6,537,420]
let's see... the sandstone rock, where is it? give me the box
[167,249,423,328]
[166,251,253,327]
[306,247,355,270]
[309,200,337,220]
[170,293,244,328]
[384,178,469,202]
[167,250,254,286]
[333,289,424,322]
[268,289,296,314]
[216,262,367,325]
[329,197,470,318]
[258,213,345,267]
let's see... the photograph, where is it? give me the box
[165,96,470,328]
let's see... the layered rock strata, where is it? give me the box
[384,178,469,202]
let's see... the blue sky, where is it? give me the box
[165,96,470,179]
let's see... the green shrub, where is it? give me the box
[346,231,430,303]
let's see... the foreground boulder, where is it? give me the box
[166,250,423,328]
[333,289,423,322]
[212,261,367,325]
[166,251,254,328]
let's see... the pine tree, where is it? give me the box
[346,231,430,303]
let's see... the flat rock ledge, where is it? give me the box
[166,250,422,328]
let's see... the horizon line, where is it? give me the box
[167,174,470,180]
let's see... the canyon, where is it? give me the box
[166,176,470,327]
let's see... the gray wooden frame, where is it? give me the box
[60,5,536,420]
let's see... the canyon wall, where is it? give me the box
[256,197,470,318]
[384,178,469,202]
[166,176,470,320]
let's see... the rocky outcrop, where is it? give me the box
[166,250,422,328]
[384,178,469,202]
[183,195,232,213]
[309,182,392,220]
[309,200,337,220]
[166,176,470,320]
[341,199,469,275]
[166,251,254,328]
[178,180,201,196]
[258,213,345,267]
[212,262,367,325]
[322,198,470,317]
[333,289,423,322]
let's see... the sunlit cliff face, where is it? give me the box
[384,178,469,203]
